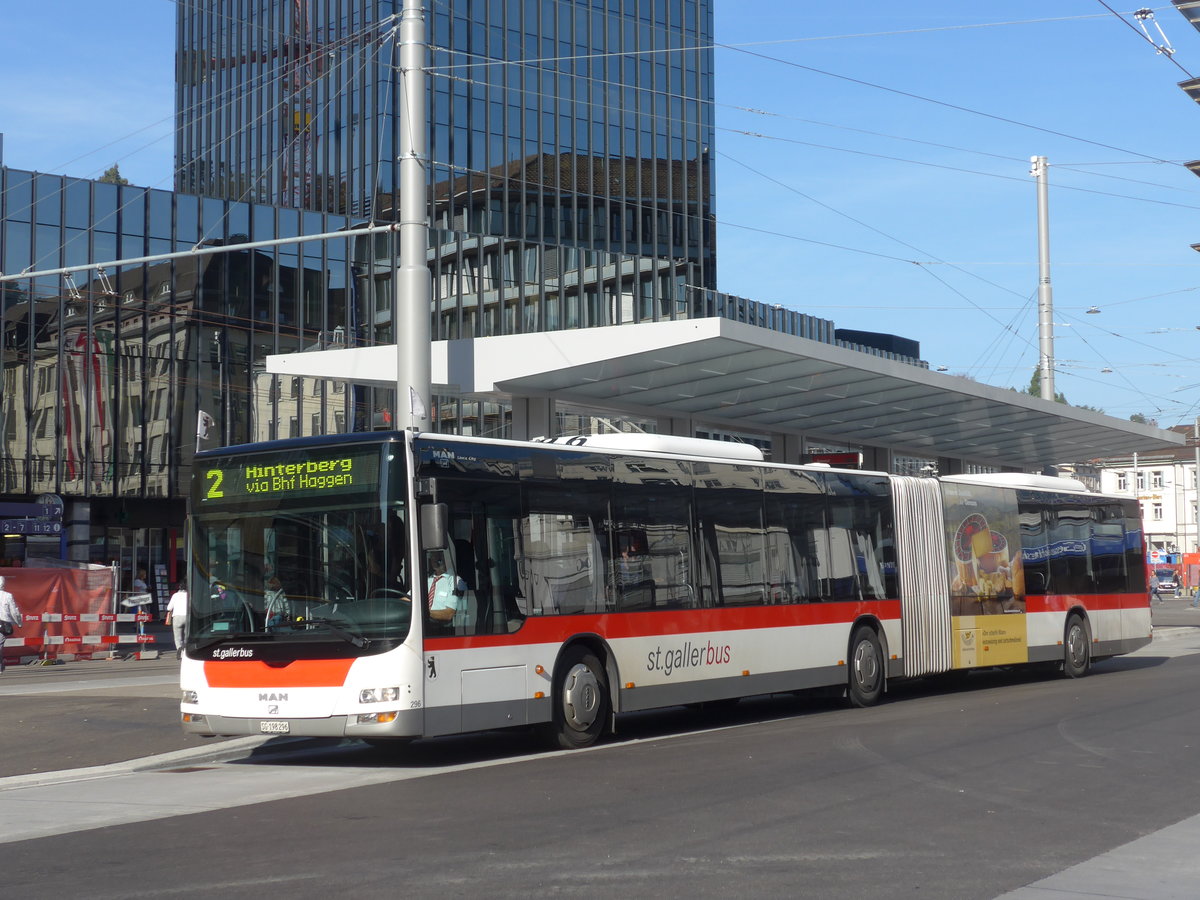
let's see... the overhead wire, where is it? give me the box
[719,42,1181,164]
[716,149,1042,372]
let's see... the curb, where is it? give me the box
[1151,625,1200,639]
[0,735,274,792]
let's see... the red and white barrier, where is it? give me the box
[5,611,157,663]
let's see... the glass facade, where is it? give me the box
[176,0,719,333]
[0,168,377,570]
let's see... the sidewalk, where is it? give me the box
[0,618,205,779]
[1149,589,1200,628]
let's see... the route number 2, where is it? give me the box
[205,469,224,499]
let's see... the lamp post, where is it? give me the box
[396,0,431,431]
[1194,418,1199,555]
[1031,156,1055,401]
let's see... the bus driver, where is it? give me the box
[426,551,467,626]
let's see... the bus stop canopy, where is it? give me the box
[267,317,1183,469]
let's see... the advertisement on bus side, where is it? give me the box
[942,482,1029,667]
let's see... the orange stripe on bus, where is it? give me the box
[204,658,354,688]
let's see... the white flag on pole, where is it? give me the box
[196,409,216,441]
[409,386,427,423]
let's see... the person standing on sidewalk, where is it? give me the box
[164,583,188,659]
[0,575,22,673]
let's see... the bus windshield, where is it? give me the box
[188,442,410,651]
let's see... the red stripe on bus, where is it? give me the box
[203,658,354,688]
[1026,593,1148,614]
[427,599,904,650]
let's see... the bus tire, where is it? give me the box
[551,646,609,750]
[847,624,885,708]
[1063,613,1091,679]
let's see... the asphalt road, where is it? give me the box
[2,611,1200,898]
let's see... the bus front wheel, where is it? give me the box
[1063,614,1091,679]
[847,625,885,708]
[551,647,609,750]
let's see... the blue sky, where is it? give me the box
[4,2,1200,424]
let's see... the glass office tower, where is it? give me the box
[176,0,718,340]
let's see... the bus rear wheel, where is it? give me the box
[1063,613,1091,679]
[847,625,885,708]
[551,647,609,750]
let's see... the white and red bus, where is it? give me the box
[181,431,1151,749]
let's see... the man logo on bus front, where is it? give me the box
[427,656,437,679]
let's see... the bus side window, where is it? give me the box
[438,482,526,635]
[1018,505,1049,596]
[1091,504,1128,594]
[764,469,825,604]
[695,464,767,607]
[522,485,609,617]
[450,537,479,634]
[1047,506,1091,595]
[612,497,692,609]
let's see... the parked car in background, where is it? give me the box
[1154,567,1180,596]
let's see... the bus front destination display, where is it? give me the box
[200,449,380,503]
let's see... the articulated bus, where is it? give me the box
[181,431,1151,749]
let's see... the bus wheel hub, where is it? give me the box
[562,663,600,730]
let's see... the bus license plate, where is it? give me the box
[259,720,290,734]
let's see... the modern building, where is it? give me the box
[0,1,1184,587]
[176,0,719,311]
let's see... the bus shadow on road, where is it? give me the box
[225,655,1172,771]
[229,692,852,771]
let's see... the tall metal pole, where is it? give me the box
[397,0,431,431]
[1031,156,1055,401]
[1194,418,1199,555]
[1133,450,1140,533]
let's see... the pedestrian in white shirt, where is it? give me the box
[165,584,188,659]
[0,576,22,673]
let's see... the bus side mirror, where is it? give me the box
[421,503,448,551]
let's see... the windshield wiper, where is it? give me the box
[301,617,369,649]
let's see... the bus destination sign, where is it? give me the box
[201,449,380,503]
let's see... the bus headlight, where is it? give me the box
[181,690,198,704]
[359,686,400,703]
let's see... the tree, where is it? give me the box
[99,164,130,185]
[1022,367,1068,405]
[1129,412,1159,427]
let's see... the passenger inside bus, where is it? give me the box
[616,534,655,610]
[263,576,290,630]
